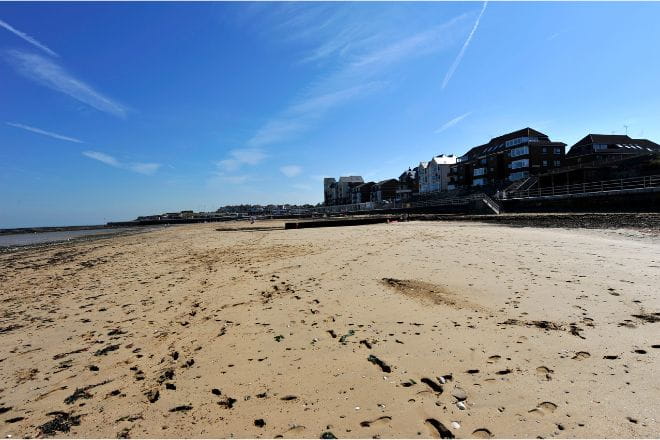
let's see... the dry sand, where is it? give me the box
[0,220,658,438]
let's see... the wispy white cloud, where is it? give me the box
[435,111,472,133]
[216,148,267,171]
[209,160,255,187]
[247,120,305,149]
[243,9,470,151]
[82,151,120,167]
[280,165,302,178]
[298,22,379,65]
[212,174,251,185]
[228,148,267,165]
[82,150,161,175]
[289,82,384,116]
[6,121,84,143]
[247,81,385,149]
[0,19,58,57]
[442,1,487,90]
[129,163,161,175]
[6,50,127,118]
[347,18,466,74]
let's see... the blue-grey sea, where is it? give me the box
[0,228,135,247]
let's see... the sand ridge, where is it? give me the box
[0,220,658,438]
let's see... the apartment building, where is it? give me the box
[448,128,566,188]
[418,154,456,193]
[566,134,660,166]
[351,181,376,204]
[323,176,364,205]
[396,167,419,201]
[371,179,399,203]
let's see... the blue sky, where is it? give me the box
[1,2,660,227]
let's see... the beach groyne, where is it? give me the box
[284,216,394,229]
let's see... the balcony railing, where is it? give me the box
[502,174,660,199]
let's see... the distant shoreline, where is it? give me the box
[0,225,161,251]
[0,224,121,236]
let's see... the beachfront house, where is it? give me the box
[418,154,456,193]
[351,182,376,204]
[324,176,364,205]
[323,178,338,206]
[371,179,399,203]
[565,134,660,166]
[528,134,660,189]
[448,127,567,189]
[396,167,419,202]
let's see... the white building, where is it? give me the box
[418,154,456,193]
[323,176,364,205]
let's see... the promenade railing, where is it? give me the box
[503,174,660,199]
[313,193,486,215]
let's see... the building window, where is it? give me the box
[510,159,529,169]
[509,171,529,181]
[509,146,529,158]
[473,178,486,186]
[554,147,562,154]
[593,143,608,151]
[473,167,486,176]
[505,137,529,148]
[554,160,561,166]
[542,160,548,167]
[542,147,547,153]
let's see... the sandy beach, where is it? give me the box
[0,220,658,438]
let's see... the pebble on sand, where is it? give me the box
[452,387,468,401]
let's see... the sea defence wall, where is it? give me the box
[500,189,660,213]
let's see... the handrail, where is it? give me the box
[314,193,487,214]
[504,174,660,199]
[481,194,501,214]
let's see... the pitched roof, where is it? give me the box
[353,181,375,190]
[461,127,563,159]
[567,134,660,156]
[338,176,364,183]
[430,154,456,165]
[376,178,398,186]
[488,127,548,145]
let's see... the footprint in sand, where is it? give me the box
[425,418,454,439]
[360,416,392,427]
[535,366,553,380]
[283,425,306,437]
[472,428,494,438]
[420,377,444,393]
[529,401,557,417]
[572,351,591,360]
